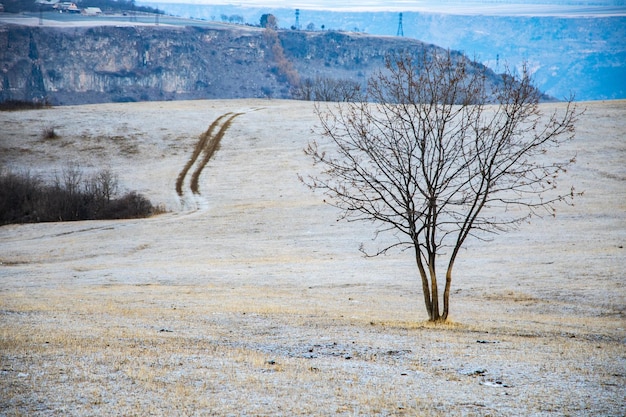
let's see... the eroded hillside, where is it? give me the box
[0,22,509,105]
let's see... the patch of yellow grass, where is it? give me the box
[1,280,624,416]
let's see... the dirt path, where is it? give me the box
[175,112,243,197]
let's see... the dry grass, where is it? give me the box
[0,99,624,416]
[1,282,624,416]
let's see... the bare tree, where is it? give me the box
[55,162,83,198]
[260,13,277,30]
[86,169,119,203]
[303,51,580,322]
[293,76,362,102]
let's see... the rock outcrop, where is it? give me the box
[0,22,504,105]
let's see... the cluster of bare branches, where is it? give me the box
[303,51,580,321]
[292,76,362,102]
[0,164,154,225]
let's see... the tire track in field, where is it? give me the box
[189,112,243,194]
[175,112,243,197]
[175,112,231,197]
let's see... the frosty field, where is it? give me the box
[0,99,624,415]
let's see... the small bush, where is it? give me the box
[0,170,45,224]
[42,126,59,140]
[0,167,157,226]
[100,192,153,219]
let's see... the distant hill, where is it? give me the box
[0,22,533,106]
[140,2,626,101]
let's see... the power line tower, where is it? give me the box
[397,12,404,37]
[295,9,301,30]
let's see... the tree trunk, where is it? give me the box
[428,251,440,321]
[442,267,452,321]
[442,251,459,321]
[413,244,433,321]
[429,268,440,321]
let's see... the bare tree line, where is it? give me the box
[0,164,154,225]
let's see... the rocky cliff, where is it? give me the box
[0,22,504,105]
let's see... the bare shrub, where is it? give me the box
[293,76,362,102]
[101,191,153,219]
[0,169,45,224]
[0,166,156,225]
[85,169,120,217]
[42,126,59,140]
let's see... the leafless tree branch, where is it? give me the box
[302,50,581,321]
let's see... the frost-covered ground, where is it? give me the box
[0,99,624,416]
